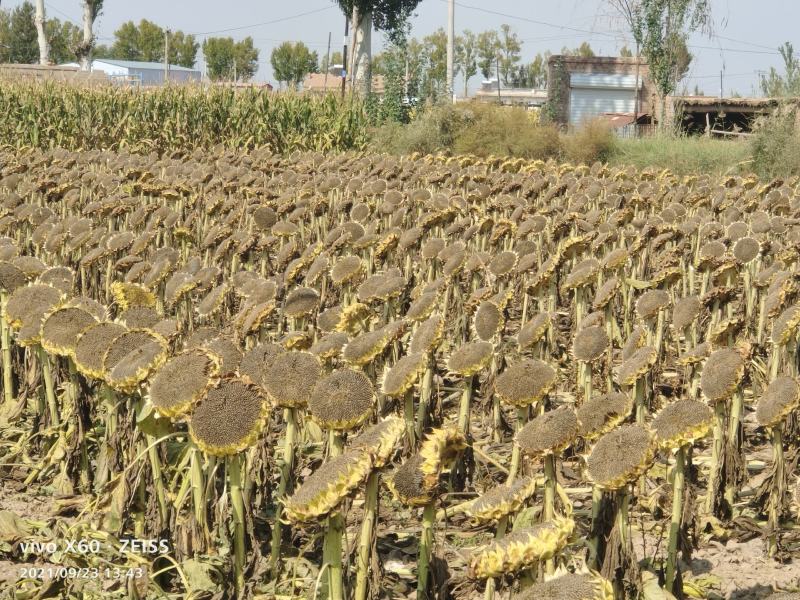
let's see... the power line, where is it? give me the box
[188,5,336,37]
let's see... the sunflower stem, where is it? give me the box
[324,430,345,600]
[37,345,59,428]
[543,453,556,574]
[457,375,474,436]
[415,354,434,439]
[1,292,13,412]
[404,388,416,448]
[229,453,246,596]
[355,471,379,600]
[666,445,686,593]
[706,401,726,515]
[587,485,603,570]
[270,408,297,577]
[507,406,528,483]
[767,425,784,558]
[417,501,435,600]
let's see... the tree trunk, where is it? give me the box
[78,1,95,71]
[350,8,372,96]
[34,0,50,65]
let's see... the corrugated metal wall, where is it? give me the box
[569,74,639,127]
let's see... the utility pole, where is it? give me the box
[323,31,332,91]
[446,0,455,102]
[34,0,50,65]
[496,54,501,105]
[341,17,349,99]
[164,29,171,84]
[719,69,723,98]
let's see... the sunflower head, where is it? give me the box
[516,406,579,457]
[308,368,376,430]
[653,398,714,449]
[495,359,556,408]
[586,424,655,491]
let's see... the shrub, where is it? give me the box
[562,120,617,165]
[750,105,800,179]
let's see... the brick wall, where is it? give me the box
[546,56,656,126]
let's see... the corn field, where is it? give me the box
[0,84,370,154]
[0,145,799,600]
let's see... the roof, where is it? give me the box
[92,59,199,73]
[594,113,638,128]
[671,95,787,108]
[302,72,385,94]
[549,55,647,67]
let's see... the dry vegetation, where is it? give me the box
[0,146,799,600]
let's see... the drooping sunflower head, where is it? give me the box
[672,295,702,332]
[577,392,632,441]
[652,398,714,449]
[149,349,221,418]
[409,313,445,354]
[238,342,283,389]
[309,331,349,360]
[73,321,128,380]
[586,424,655,491]
[512,571,614,600]
[189,376,269,456]
[495,359,556,408]
[117,305,160,329]
[40,305,98,357]
[388,453,434,506]
[283,286,320,319]
[201,336,243,376]
[308,368,376,431]
[469,517,575,579]
[572,326,609,363]
[5,283,63,331]
[771,303,800,346]
[110,281,156,310]
[406,291,440,322]
[700,347,745,403]
[262,350,321,409]
[0,261,26,294]
[516,406,579,457]
[615,345,657,387]
[103,329,169,392]
[467,476,537,523]
[756,376,800,429]
[418,428,467,487]
[635,289,671,321]
[349,416,405,468]
[474,301,504,341]
[517,313,551,350]
[447,340,494,377]
[381,352,427,398]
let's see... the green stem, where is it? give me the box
[415,353,434,439]
[1,292,13,411]
[725,389,743,511]
[543,453,556,574]
[587,485,603,570]
[508,406,528,484]
[767,425,784,557]
[355,472,379,600]
[706,401,726,515]
[666,445,686,593]
[324,430,345,600]
[190,443,209,548]
[38,345,59,428]
[270,408,298,577]
[404,388,416,448]
[417,501,436,600]
[229,453,246,595]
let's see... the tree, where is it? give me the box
[422,28,447,98]
[109,21,198,68]
[638,0,711,125]
[620,45,634,57]
[476,30,499,81]
[320,50,344,73]
[333,0,424,95]
[203,36,259,82]
[561,42,595,57]
[168,31,199,69]
[455,30,477,98]
[77,0,103,70]
[34,0,49,64]
[46,18,82,64]
[4,2,37,64]
[497,24,521,85]
[511,52,548,89]
[760,42,800,97]
[271,41,318,89]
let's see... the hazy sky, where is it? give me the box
[10,0,799,96]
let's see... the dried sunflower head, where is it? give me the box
[117,306,160,329]
[382,352,427,397]
[330,256,364,286]
[0,261,26,293]
[572,326,609,363]
[672,296,702,332]
[615,345,657,386]
[74,321,127,379]
[343,326,391,366]
[756,376,800,429]
[653,399,713,449]
[516,406,579,457]
[308,368,375,430]
[772,303,800,346]
[103,329,169,392]
[495,359,556,408]
[447,340,494,377]
[517,313,551,350]
[189,377,269,456]
[284,448,374,522]
[586,424,655,490]
[592,277,620,310]
[405,291,440,322]
[418,428,467,487]
[149,349,221,418]
[262,350,321,408]
[110,281,156,310]
[512,571,614,600]
[388,453,434,506]
[349,416,405,467]
[238,342,283,388]
[309,331,349,359]
[701,347,745,403]
[202,336,243,376]
[635,289,670,320]
[732,236,760,264]
[577,392,632,441]
[489,251,518,277]
[467,477,537,523]
[40,305,98,357]
[474,301,504,341]
[469,517,575,579]
[5,283,63,330]
[409,313,444,354]
[284,286,320,319]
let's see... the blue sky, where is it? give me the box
[11,0,799,96]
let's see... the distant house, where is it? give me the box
[546,55,656,129]
[302,71,385,97]
[474,78,547,108]
[62,59,201,86]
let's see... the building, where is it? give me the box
[474,79,548,108]
[0,63,108,86]
[546,55,656,128]
[62,59,201,86]
[302,71,386,97]
[668,95,792,136]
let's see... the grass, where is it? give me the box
[608,135,752,176]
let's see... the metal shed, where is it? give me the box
[568,74,642,127]
[62,59,201,86]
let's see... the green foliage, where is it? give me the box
[760,43,800,98]
[510,53,548,89]
[0,2,38,64]
[45,19,82,64]
[620,45,634,57]
[476,31,499,81]
[0,83,369,154]
[109,20,198,68]
[560,42,595,57]
[421,29,447,99]
[333,0,423,36]
[270,42,318,89]
[562,119,617,164]
[320,51,344,73]
[750,106,800,179]
[202,37,259,82]
[611,133,750,175]
[455,30,478,97]
[371,28,411,124]
[497,24,521,85]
